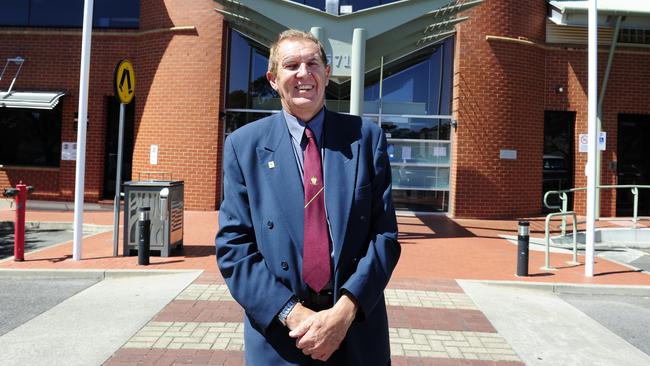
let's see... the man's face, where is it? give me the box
[267,38,330,121]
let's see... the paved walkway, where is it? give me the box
[1,204,649,365]
[104,273,522,365]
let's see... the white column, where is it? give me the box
[585,0,598,277]
[73,0,94,260]
[350,28,366,116]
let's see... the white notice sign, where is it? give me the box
[598,132,606,151]
[579,133,588,153]
[499,149,517,160]
[401,146,412,160]
[579,132,606,153]
[433,146,447,157]
[61,142,77,161]
[150,144,158,165]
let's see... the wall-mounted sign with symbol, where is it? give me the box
[579,132,606,153]
[61,142,77,161]
[598,132,606,151]
[114,59,135,104]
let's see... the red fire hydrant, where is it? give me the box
[3,182,33,261]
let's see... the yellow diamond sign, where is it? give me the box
[114,60,135,104]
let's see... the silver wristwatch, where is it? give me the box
[278,296,299,326]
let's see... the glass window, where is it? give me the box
[93,0,139,28]
[29,0,84,27]
[225,30,279,111]
[290,0,401,12]
[223,26,455,212]
[362,37,455,211]
[304,0,326,11]
[0,0,29,26]
[250,50,280,110]
[0,106,62,167]
[1,0,139,28]
[364,46,444,116]
[226,31,252,109]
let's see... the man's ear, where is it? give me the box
[325,65,331,86]
[267,71,278,91]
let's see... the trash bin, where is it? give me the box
[122,180,184,257]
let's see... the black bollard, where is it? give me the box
[517,221,530,276]
[137,207,151,266]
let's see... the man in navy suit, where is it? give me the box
[216,29,400,365]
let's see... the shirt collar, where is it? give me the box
[283,107,325,147]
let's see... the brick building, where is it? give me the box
[1,0,648,218]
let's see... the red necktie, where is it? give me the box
[303,127,331,292]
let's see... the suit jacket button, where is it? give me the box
[281,261,289,271]
[267,220,274,229]
[360,215,366,222]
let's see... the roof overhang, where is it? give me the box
[549,1,650,29]
[0,91,65,109]
[214,0,482,83]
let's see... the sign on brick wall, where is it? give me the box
[114,60,135,104]
[579,132,606,153]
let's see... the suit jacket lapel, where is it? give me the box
[256,113,304,249]
[323,111,359,270]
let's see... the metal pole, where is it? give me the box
[595,16,622,219]
[544,214,552,270]
[14,183,26,262]
[112,103,126,256]
[137,207,151,265]
[350,28,366,116]
[378,56,384,126]
[73,0,95,261]
[516,221,529,277]
[585,0,598,277]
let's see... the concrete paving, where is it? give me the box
[560,293,650,356]
[0,271,201,366]
[2,206,650,365]
[0,277,100,336]
[459,280,650,366]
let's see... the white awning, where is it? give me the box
[0,91,65,109]
[550,1,650,16]
[549,1,650,29]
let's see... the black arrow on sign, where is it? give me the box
[119,69,133,95]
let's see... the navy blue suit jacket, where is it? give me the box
[216,110,400,365]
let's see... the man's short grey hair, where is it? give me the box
[268,29,328,75]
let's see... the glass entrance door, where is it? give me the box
[222,29,455,212]
[543,111,575,212]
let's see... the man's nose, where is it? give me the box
[296,63,309,77]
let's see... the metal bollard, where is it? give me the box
[2,183,32,262]
[517,221,530,276]
[137,207,151,265]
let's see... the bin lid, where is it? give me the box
[123,180,184,187]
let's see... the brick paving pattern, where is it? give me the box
[103,276,523,366]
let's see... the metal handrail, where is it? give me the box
[544,184,650,233]
[542,184,650,270]
[543,211,578,270]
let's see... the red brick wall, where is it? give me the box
[1,0,225,210]
[452,0,547,218]
[133,0,224,210]
[545,48,650,217]
[452,0,650,218]
[0,31,136,202]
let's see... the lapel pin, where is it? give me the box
[268,161,276,169]
[310,176,318,185]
